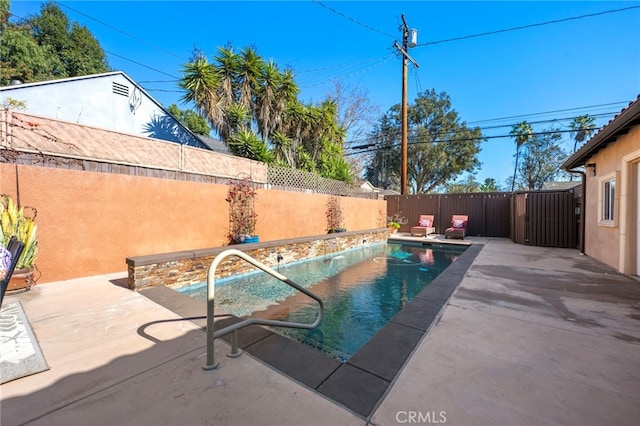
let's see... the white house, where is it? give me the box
[0,71,211,149]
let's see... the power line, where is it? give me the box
[344,106,619,146]
[104,50,180,79]
[143,88,184,93]
[54,1,188,61]
[296,55,394,74]
[466,102,629,125]
[10,5,185,82]
[312,0,395,39]
[417,5,640,47]
[298,54,395,88]
[470,111,617,132]
[138,80,179,84]
[346,128,581,156]
[344,106,618,150]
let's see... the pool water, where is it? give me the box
[178,242,466,361]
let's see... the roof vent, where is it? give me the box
[112,82,129,97]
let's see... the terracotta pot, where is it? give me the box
[388,227,398,233]
[7,267,35,293]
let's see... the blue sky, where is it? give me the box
[10,1,640,187]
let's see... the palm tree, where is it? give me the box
[509,121,532,191]
[228,129,274,163]
[213,46,238,108]
[181,44,348,177]
[236,46,263,113]
[282,99,308,165]
[225,103,251,136]
[178,56,218,123]
[569,114,596,152]
[270,130,294,166]
[180,50,240,143]
[255,60,279,142]
[255,62,299,144]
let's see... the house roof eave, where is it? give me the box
[1,71,211,151]
[561,95,640,171]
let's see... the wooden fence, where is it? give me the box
[387,190,579,248]
[511,191,577,248]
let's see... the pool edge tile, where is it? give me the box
[317,363,390,418]
[245,333,342,389]
[347,322,424,382]
[390,298,444,331]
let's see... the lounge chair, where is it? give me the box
[0,237,26,308]
[445,215,468,240]
[411,215,435,237]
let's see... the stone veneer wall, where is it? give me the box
[126,229,389,290]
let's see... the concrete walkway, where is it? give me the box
[1,239,639,425]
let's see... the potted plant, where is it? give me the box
[387,212,408,233]
[1,194,38,291]
[387,222,401,233]
[226,177,259,244]
[326,196,346,233]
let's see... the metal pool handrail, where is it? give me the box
[203,249,324,370]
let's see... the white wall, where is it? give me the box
[0,73,204,148]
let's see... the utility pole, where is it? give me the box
[394,14,419,195]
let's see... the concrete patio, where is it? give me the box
[1,238,639,426]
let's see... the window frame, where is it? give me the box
[598,171,618,227]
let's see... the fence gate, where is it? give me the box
[511,191,577,248]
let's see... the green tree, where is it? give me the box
[366,90,483,194]
[365,114,401,190]
[167,104,211,136]
[444,175,481,193]
[180,46,351,182]
[479,178,501,192]
[569,114,596,152]
[1,1,109,84]
[517,129,567,190]
[65,23,109,76]
[509,121,532,191]
[228,129,274,163]
[0,0,48,85]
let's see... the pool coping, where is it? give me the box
[140,241,484,421]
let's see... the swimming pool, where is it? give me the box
[178,242,467,361]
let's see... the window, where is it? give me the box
[598,171,618,226]
[602,179,615,221]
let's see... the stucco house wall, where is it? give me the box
[563,96,640,275]
[582,126,640,271]
[0,71,206,148]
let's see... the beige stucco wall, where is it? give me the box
[1,163,386,283]
[583,125,640,273]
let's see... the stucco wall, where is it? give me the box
[583,125,640,271]
[1,163,385,283]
